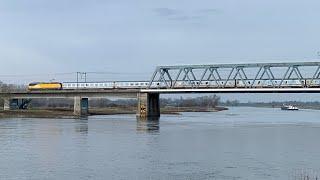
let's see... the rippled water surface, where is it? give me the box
[1,107,320,180]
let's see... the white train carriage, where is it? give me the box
[114,81,150,88]
[62,81,154,89]
[171,80,236,88]
[219,80,236,88]
[236,79,306,88]
[62,82,115,89]
[306,79,320,87]
[280,79,306,87]
[204,80,235,88]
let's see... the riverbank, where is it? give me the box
[0,106,228,118]
[231,104,320,110]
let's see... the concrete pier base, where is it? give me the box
[3,98,19,110]
[3,98,10,111]
[137,93,160,118]
[74,97,89,116]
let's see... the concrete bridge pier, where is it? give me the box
[137,93,160,118]
[3,98,19,110]
[74,97,89,116]
[3,98,11,110]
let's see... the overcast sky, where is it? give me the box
[0,0,320,85]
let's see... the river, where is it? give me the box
[0,107,320,180]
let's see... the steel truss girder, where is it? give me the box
[148,62,320,89]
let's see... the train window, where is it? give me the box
[248,81,251,84]
[157,83,160,85]
[95,84,98,86]
[258,81,260,84]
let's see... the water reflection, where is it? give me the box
[2,108,320,179]
[136,117,160,133]
[74,117,88,134]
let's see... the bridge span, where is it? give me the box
[141,88,320,94]
[1,62,320,117]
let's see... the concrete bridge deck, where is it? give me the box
[2,87,320,99]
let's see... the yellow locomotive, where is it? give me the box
[28,82,62,90]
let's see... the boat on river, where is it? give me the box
[281,104,299,111]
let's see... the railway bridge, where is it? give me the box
[1,62,320,117]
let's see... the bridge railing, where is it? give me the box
[148,62,320,89]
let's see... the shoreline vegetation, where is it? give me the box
[0,106,229,119]
[0,95,226,118]
[221,100,320,110]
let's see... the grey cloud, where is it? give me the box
[168,15,202,21]
[153,8,179,16]
[154,7,221,22]
[197,8,222,14]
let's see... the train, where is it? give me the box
[28,79,320,91]
[28,82,63,90]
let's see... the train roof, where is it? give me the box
[29,82,62,85]
[62,81,150,83]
